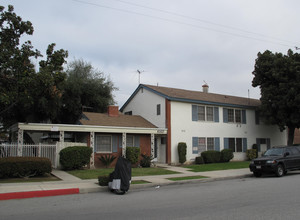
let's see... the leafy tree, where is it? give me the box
[59,59,117,123]
[252,49,300,145]
[0,5,40,127]
[0,5,68,128]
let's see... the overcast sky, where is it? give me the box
[3,0,300,107]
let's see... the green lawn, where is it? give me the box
[184,161,250,172]
[67,167,179,179]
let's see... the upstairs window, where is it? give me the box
[223,108,246,124]
[157,104,161,115]
[192,105,219,122]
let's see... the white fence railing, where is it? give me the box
[1,142,87,169]
[1,143,58,168]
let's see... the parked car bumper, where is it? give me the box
[249,163,277,174]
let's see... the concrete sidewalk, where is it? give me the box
[0,165,252,200]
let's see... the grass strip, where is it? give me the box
[131,180,151,184]
[184,161,250,172]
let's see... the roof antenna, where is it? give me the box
[137,69,145,85]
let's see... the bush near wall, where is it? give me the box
[178,142,187,164]
[195,156,204,164]
[220,149,234,162]
[246,149,257,160]
[0,157,52,178]
[126,147,140,165]
[201,150,221,163]
[59,146,92,170]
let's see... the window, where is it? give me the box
[157,104,161,115]
[125,111,132,115]
[207,138,214,151]
[198,106,205,121]
[95,135,112,152]
[206,107,214,121]
[228,109,234,122]
[126,135,134,147]
[228,138,235,152]
[192,105,219,122]
[236,138,243,152]
[126,135,140,147]
[223,108,246,124]
[235,110,241,123]
[225,137,246,152]
[193,137,220,154]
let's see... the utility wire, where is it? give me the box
[111,0,299,46]
[72,0,298,48]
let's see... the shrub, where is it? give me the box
[98,175,110,186]
[126,147,140,165]
[98,154,116,168]
[195,156,204,164]
[0,157,52,178]
[252,144,258,158]
[220,149,234,162]
[246,149,257,160]
[59,146,92,170]
[201,150,221,163]
[140,153,153,167]
[178,142,187,164]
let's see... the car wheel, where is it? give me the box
[275,164,284,177]
[253,172,262,177]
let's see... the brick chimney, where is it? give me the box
[108,106,119,117]
[202,84,209,93]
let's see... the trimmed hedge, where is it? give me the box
[178,142,187,164]
[195,156,204,164]
[98,175,109,186]
[126,147,140,165]
[220,149,234,162]
[201,150,221,163]
[0,157,52,178]
[59,146,92,170]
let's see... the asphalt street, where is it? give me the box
[1,172,300,220]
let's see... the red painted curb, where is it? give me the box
[0,188,79,200]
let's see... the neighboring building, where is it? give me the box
[10,106,167,168]
[120,84,287,164]
[294,128,300,145]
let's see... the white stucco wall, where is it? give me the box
[170,101,287,164]
[122,87,166,128]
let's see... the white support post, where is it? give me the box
[17,128,23,156]
[89,132,95,169]
[59,131,64,143]
[151,133,155,159]
[122,132,126,158]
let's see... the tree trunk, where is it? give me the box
[287,126,295,146]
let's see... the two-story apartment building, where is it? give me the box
[120,84,287,164]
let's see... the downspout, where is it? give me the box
[166,99,171,164]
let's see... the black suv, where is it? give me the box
[249,146,300,177]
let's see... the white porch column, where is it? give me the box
[122,132,126,157]
[56,131,65,169]
[17,128,23,156]
[59,131,64,143]
[151,133,155,159]
[90,132,95,168]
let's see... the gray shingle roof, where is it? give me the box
[79,111,157,128]
[142,84,260,108]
